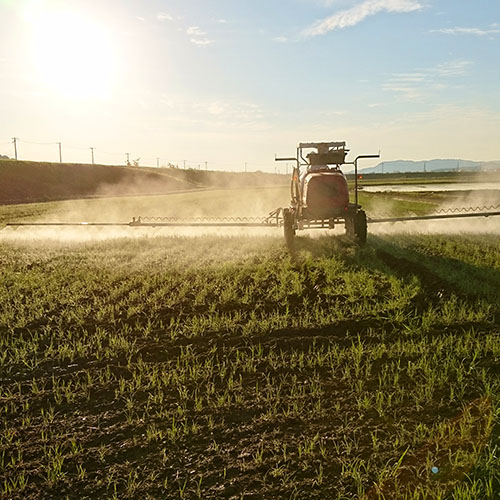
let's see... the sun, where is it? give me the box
[27,7,119,99]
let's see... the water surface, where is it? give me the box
[362,182,500,193]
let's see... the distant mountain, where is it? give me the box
[480,161,500,171]
[360,159,485,174]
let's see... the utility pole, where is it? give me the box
[156,157,160,168]
[424,161,426,173]
[126,153,130,166]
[90,147,95,165]
[183,160,186,169]
[12,137,17,160]
[58,142,62,163]
[205,161,208,171]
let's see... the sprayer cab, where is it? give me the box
[305,142,349,168]
[275,141,380,246]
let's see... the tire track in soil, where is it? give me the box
[373,248,500,338]
[375,248,461,303]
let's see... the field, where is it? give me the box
[1,186,500,499]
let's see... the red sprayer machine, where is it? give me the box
[275,141,379,245]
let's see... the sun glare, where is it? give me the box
[26,7,118,99]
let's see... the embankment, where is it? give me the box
[0,160,286,204]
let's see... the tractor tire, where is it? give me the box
[345,210,367,245]
[283,209,296,250]
[345,214,355,238]
[354,210,367,245]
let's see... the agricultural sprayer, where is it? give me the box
[4,140,500,245]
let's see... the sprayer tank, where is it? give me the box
[301,170,349,219]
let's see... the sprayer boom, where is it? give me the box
[4,211,284,229]
[4,208,500,231]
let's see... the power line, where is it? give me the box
[65,144,94,151]
[17,138,59,146]
[98,150,124,157]
[2,136,282,173]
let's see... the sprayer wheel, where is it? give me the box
[345,210,367,245]
[345,214,355,238]
[283,209,296,249]
[354,210,367,245]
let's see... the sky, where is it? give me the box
[1,0,499,171]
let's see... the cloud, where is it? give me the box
[303,0,423,36]
[317,0,361,6]
[186,26,206,36]
[272,36,288,43]
[190,38,214,46]
[382,82,423,100]
[186,26,213,46]
[431,26,500,36]
[158,96,267,129]
[157,12,173,22]
[382,60,472,101]
[434,60,472,77]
